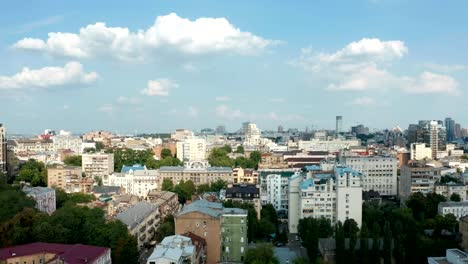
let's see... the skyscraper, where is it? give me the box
[336,116,343,133]
[0,124,6,174]
[445,117,455,142]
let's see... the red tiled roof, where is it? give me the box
[0,243,109,264]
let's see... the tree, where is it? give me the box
[154,215,174,242]
[161,148,173,159]
[335,221,345,264]
[95,142,105,151]
[0,184,36,222]
[221,144,232,153]
[197,183,211,194]
[64,155,82,166]
[343,218,359,238]
[17,159,47,186]
[371,223,381,264]
[244,243,279,264]
[236,145,245,154]
[210,179,228,192]
[383,221,392,264]
[249,151,262,164]
[344,219,359,264]
[161,178,174,191]
[360,223,370,264]
[450,193,461,202]
[393,220,405,264]
[208,147,234,167]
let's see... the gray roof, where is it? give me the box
[159,166,232,172]
[438,201,468,208]
[116,201,158,229]
[92,185,121,194]
[22,186,55,196]
[222,208,247,216]
[176,200,223,218]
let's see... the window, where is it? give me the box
[241,237,244,242]
[204,231,207,237]
[241,247,244,253]
[226,246,230,252]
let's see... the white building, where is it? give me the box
[0,124,7,173]
[428,248,468,264]
[260,170,299,212]
[297,139,360,152]
[288,165,363,233]
[22,186,56,214]
[410,143,432,160]
[107,164,158,198]
[262,174,282,211]
[82,153,114,179]
[146,235,197,264]
[243,122,261,147]
[438,201,468,219]
[341,155,398,196]
[435,182,467,201]
[52,135,83,154]
[176,137,207,162]
[171,129,194,141]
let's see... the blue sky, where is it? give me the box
[1,0,468,134]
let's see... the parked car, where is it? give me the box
[275,242,285,247]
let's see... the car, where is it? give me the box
[275,242,285,247]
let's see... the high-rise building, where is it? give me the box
[216,125,226,135]
[278,125,284,133]
[445,117,456,142]
[243,122,261,146]
[336,116,343,133]
[0,124,6,174]
[407,120,446,156]
[176,137,207,162]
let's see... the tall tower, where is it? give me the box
[0,124,6,174]
[429,121,439,159]
[336,116,343,133]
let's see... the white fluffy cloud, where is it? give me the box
[351,96,376,105]
[141,79,178,96]
[294,38,460,95]
[0,61,98,90]
[13,13,275,61]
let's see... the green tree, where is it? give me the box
[0,184,36,222]
[95,141,105,151]
[154,215,175,242]
[221,144,232,153]
[208,147,234,167]
[244,243,279,264]
[161,178,174,191]
[450,193,461,202]
[210,179,228,192]
[383,221,392,264]
[344,219,359,264]
[249,151,262,164]
[335,221,345,264]
[360,223,370,264]
[393,220,405,264]
[371,222,381,264]
[64,155,82,166]
[236,145,245,154]
[161,148,173,159]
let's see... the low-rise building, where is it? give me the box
[223,183,261,219]
[146,234,200,264]
[435,182,467,201]
[0,242,111,264]
[438,201,468,219]
[400,162,442,202]
[116,201,160,249]
[427,248,468,264]
[107,164,158,198]
[175,200,247,264]
[52,134,83,154]
[147,190,179,219]
[22,186,56,214]
[233,167,259,184]
[159,162,233,187]
[47,165,94,193]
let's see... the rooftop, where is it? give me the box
[22,186,55,196]
[116,201,158,229]
[335,166,362,177]
[300,178,315,190]
[121,164,146,173]
[438,201,468,208]
[177,200,223,218]
[225,184,259,195]
[0,243,109,263]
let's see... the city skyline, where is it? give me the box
[2,0,468,134]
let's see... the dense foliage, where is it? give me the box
[153,214,175,242]
[243,243,279,264]
[0,186,138,264]
[0,183,36,222]
[16,159,47,186]
[208,145,261,169]
[298,217,334,263]
[106,148,182,171]
[64,155,82,166]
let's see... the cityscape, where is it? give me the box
[2,1,468,264]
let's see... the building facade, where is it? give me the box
[52,135,83,154]
[399,162,442,201]
[107,164,158,198]
[232,167,259,184]
[176,137,207,162]
[22,186,56,214]
[341,155,398,196]
[82,153,114,179]
[159,162,233,187]
[0,124,6,174]
[438,201,468,219]
[221,208,248,263]
[410,143,432,161]
[223,183,261,219]
[146,235,198,264]
[47,165,94,193]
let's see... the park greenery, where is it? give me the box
[161,178,228,204]
[298,192,460,264]
[16,159,47,186]
[0,183,138,264]
[105,148,182,171]
[208,145,261,169]
[153,214,175,243]
[64,155,82,166]
[243,243,279,264]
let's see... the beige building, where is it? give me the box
[159,162,233,187]
[48,165,94,193]
[259,153,288,169]
[233,167,259,184]
[12,138,55,154]
[82,153,114,179]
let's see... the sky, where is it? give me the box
[1,0,468,134]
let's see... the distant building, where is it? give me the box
[232,167,259,184]
[0,124,6,174]
[82,153,114,179]
[146,234,199,264]
[216,125,226,135]
[297,139,360,152]
[243,122,261,147]
[0,242,111,264]
[116,201,160,249]
[399,162,442,201]
[435,182,466,201]
[52,134,83,154]
[175,200,247,264]
[48,165,94,193]
[260,170,298,212]
[224,183,261,219]
[176,137,207,162]
[336,116,343,133]
[171,129,194,141]
[106,164,158,198]
[427,248,468,264]
[351,124,369,135]
[438,201,468,219]
[159,162,233,187]
[459,215,468,250]
[410,143,432,160]
[22,186,56,214]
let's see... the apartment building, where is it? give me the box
[297,138,360,152]
[159,162,233,187]
[223,183,261,219]
[259,170,298,212]
[399,162,442,201]
[47,165,94,193]
[410,143,432,160]
[116,201,161,249]
[259,153,288,169]
[341,155,398,196]
[52,134,83,154]
[12,138,55,153]
[0,124,6,174]
[288,165,363,233]
[147,190,179,219]
[438,201,468,219]
[82,153,114,179]
[0,243,111,264]
[175,200,247,264]
[147,235,199,264]
[435,182,467,201]
[460,215,468,250]
[22,186,56,214]
[232,167,259,184]
[176,137,207,162]
[107,164,158,198]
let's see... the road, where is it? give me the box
[273,233,308,264]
